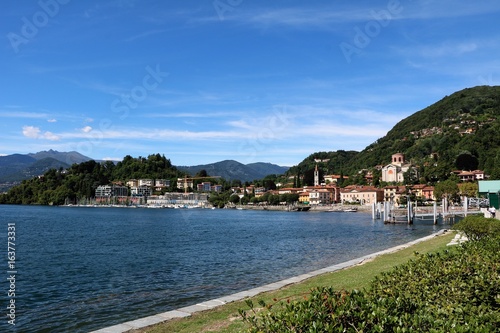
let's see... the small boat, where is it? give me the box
[343,208,358,212]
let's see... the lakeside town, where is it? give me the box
[70,153,495,212]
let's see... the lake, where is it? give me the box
[0,205,447,332]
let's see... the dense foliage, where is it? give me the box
[453,215,500,241]
[291,86,500,183]
[0,154,184,205]
[286,150,358,186]
[241,217,500,332]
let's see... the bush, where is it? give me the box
[241,237,500,332]
[453,215,500,241]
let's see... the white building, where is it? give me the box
[139,179,153,187]
[95,185,128,197]
[381,153,417,183]
[131,185,152,197]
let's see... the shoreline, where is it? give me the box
[89,229,449,333]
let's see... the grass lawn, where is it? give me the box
[132,231,456,333]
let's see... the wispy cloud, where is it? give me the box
[417,42,478,58]
[0,111,48,119]
[397,1,500,20]
[124,29,167,42]
[196,2,500,31]
[197,6,370,30]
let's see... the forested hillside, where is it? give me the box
[291,86,500,183]
[285,150,359,186]
[178,160,289,182]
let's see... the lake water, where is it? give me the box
[0,205,447,332]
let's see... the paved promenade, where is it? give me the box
[89,229,448,333]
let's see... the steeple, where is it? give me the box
[314,164,319,186]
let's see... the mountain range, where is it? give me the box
[0,150,92,189]
[0,151,289,190]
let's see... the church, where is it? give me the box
[381,153,417,183]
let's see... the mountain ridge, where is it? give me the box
[177,159,289,182]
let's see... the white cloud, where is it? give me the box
[82,126,93,133]
[22,126,61,141]
[43,131,61,141]
[47,118,57,123]
[22,126,41,139]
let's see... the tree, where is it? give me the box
[455,152,479,170]
[434,179,459,202]
[196,169,208,177]
[459,182,478,198]
[229,194,240,204]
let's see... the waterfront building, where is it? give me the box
[95,185,128,198]
[308,189,331,205]
[197,182,212,192]
[303,185,340,203]
[298,191,310,204]
[131,185,152,197]
[340,185,384,205]
[147,193,209,206]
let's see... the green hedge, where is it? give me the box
[240,221,500,332]
[452,215,500,241]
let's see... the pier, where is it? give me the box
[372,197,485,224]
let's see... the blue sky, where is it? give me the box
[1,0,500,166]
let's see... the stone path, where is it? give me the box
[89,230,448,333]
[446,232,468,246]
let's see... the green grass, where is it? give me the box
[133,231,456,333]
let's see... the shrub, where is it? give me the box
[240,237,500,332]
[453,215,500,241]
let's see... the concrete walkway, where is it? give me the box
[89,229,448,333]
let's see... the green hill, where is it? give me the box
[0,154,184,205]
[178,160,289,182]
[290,86,500,184]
